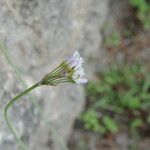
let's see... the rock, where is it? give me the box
[0,0,109,149]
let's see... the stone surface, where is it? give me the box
[0,0,109,149]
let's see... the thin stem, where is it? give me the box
[46,77,67,83]
[4,82,39,150]
[1,42,69,150]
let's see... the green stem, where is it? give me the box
[4,82,39,150]
[1,42,69,150]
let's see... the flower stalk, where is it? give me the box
[4,51,87,150]
[4,82,39,150]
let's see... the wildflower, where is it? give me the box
[40,51,88,85]
[4,50,87,150]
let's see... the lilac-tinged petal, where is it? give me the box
[78,78,88,84]
[73,51,80,59]
[69,60,78,68]
[75,63,82,70]
[65,56,74,63]
[75,69,85,77]
[76,67,84,72]
[79,57,84,64]
[65,51,80,63]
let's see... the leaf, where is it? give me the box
[102,116,118,133]
[131,119,143,128]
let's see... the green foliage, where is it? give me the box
[131,118,143,129]
[81,110,118,134]
[81,109,105,133]
[102,116,118,133]
[129,0,150,30]
[81,64,150,135]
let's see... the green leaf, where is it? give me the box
[93,98,109,109]
[102,116,118,133]
[131,119,143,128]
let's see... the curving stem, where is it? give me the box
[4,82,39,150]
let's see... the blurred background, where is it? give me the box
[0,0,150,150]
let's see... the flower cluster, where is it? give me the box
[40,51,87,86]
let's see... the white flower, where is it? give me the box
[41,50,87,86]
[65,51,88,84]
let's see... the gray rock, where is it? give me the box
[0,0,109,149]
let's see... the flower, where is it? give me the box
[65,51,87,84]
[40,51,87,86]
